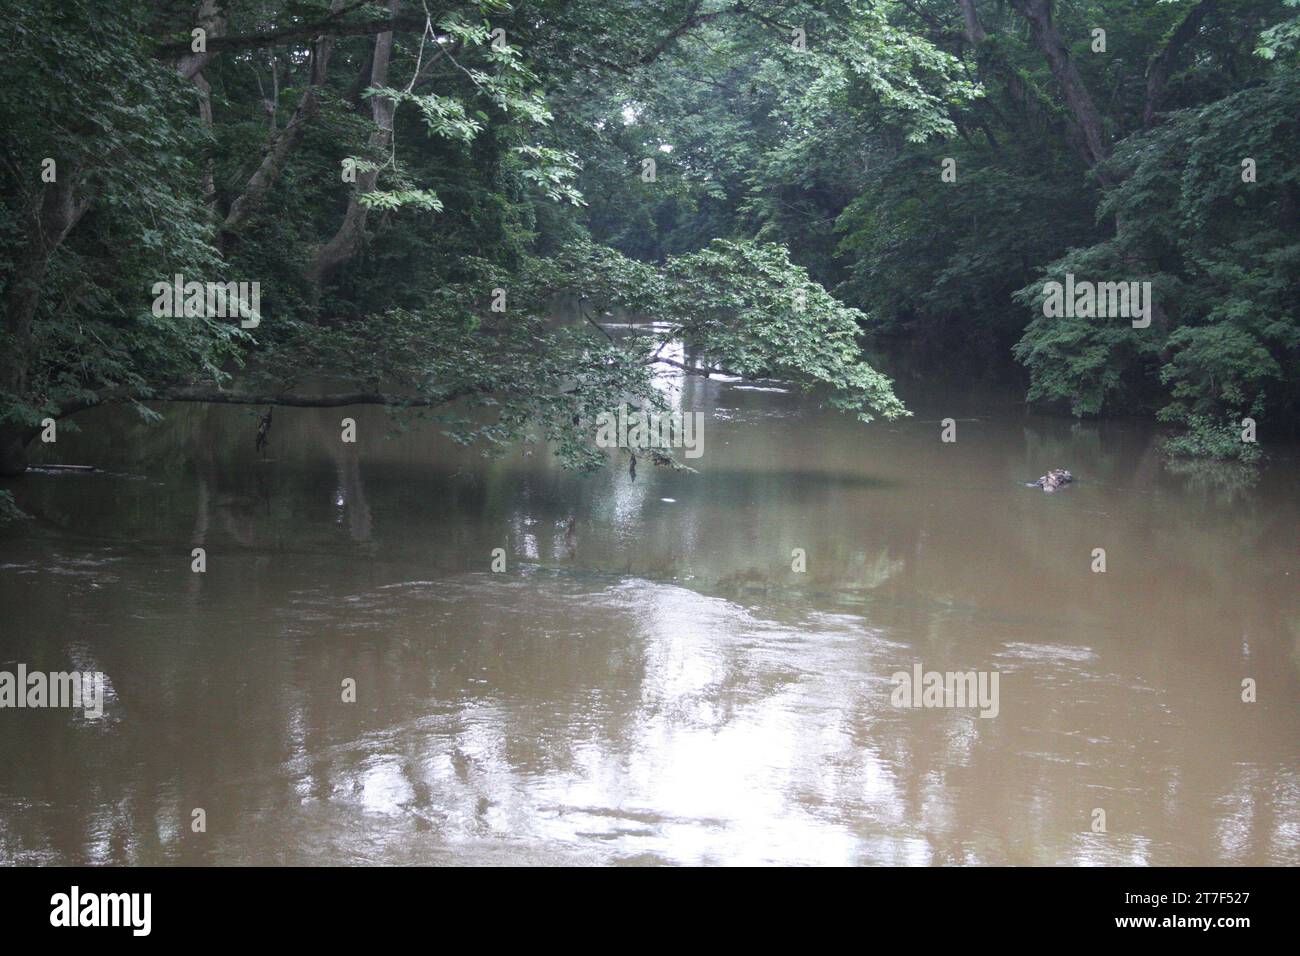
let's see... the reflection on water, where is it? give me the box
[0,366,1297,865]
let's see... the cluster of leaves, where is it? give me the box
[235,236,904,468]
[659,240,907,421]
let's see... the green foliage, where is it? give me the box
[1256,0,1300,59]
[1,0,1295,473]
[1162,416,1264,463]
[233,236,901,469]
[1014,75,1300,441]
[573,0,1299,456]
[658,241,907,422]
[0,0,242,431]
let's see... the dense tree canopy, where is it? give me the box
[571,0,1300,460]
[1,0,1296,502]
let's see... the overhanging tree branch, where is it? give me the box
[156,384,490,407]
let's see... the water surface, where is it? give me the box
[1,359,1297,865]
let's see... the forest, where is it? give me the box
[1,0,1298,503]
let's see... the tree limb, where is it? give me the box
[1143,0,1218,128]
[1010,0,1110,172]
[221,1,345,242]
[306,0,400,290]
[156,384,488,407]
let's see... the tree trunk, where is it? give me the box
[1,172,91,407]
[305,1,398,291]
[220,0,343,244]
[1143,0,1218,128]
[194,72,218,214]
[179,1,226,215]
[955,0,1033,127]
[955,0,988,44]
[1010,0,1110,173]
[175,0,226,81]
[1009,0,1166,332]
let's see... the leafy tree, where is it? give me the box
[0,0,909,483]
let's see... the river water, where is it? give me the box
[1,349,1297,865]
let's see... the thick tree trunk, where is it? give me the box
[955,0,987,44]
[1010,0,1110,172]
[305,1,398,290]
[195,72,218,213]
[175,0,226,81]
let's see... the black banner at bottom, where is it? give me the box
[0,865,1286,942]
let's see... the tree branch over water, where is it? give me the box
[157,384,491,408]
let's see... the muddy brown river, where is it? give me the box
[1,357,1297,865]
